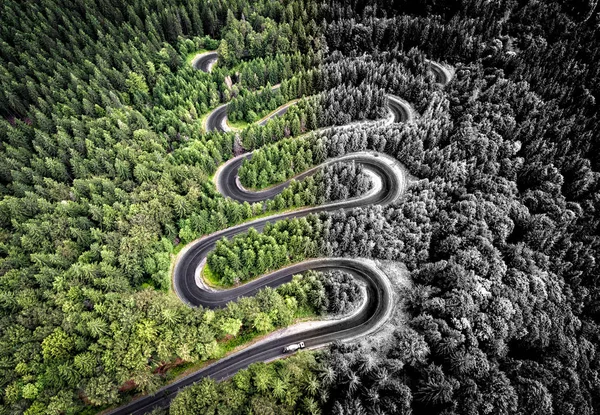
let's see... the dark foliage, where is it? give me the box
[317,1,600,414]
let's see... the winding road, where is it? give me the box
[175,150,406,309]
[205,86,416,134]
[107,56,451,415]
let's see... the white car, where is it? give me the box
[283,341,305,353]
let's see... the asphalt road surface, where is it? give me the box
[176,151,405,305]
[256,101,294,126]
[388,95,415,123]
[428,60,453,86]
[192,51,218,72]
[205,103,230,132]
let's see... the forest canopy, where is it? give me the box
[1,0,600,414]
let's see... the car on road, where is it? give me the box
[283,342,305,353]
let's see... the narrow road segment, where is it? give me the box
[191,51,218,72]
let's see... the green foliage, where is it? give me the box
[21,384,39,400]
[228,83,287,123]
[0,0,326,413]
[219,318,243,337]
[228,67,321,123]
[170,353,325,415]
[206,217,323,285]
[239,97,321,149]
[126,72,149,95]
[239,136,323,189]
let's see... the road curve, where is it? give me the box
[204,59,444,133]
[388,95,415,123]
[107,258,393,415]
[191,51,218,72]
[106,58,450,415]
[427,60,454,86]
[204,103,230,132]
[204,101,294,133]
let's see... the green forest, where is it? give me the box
[1,0,600,414]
